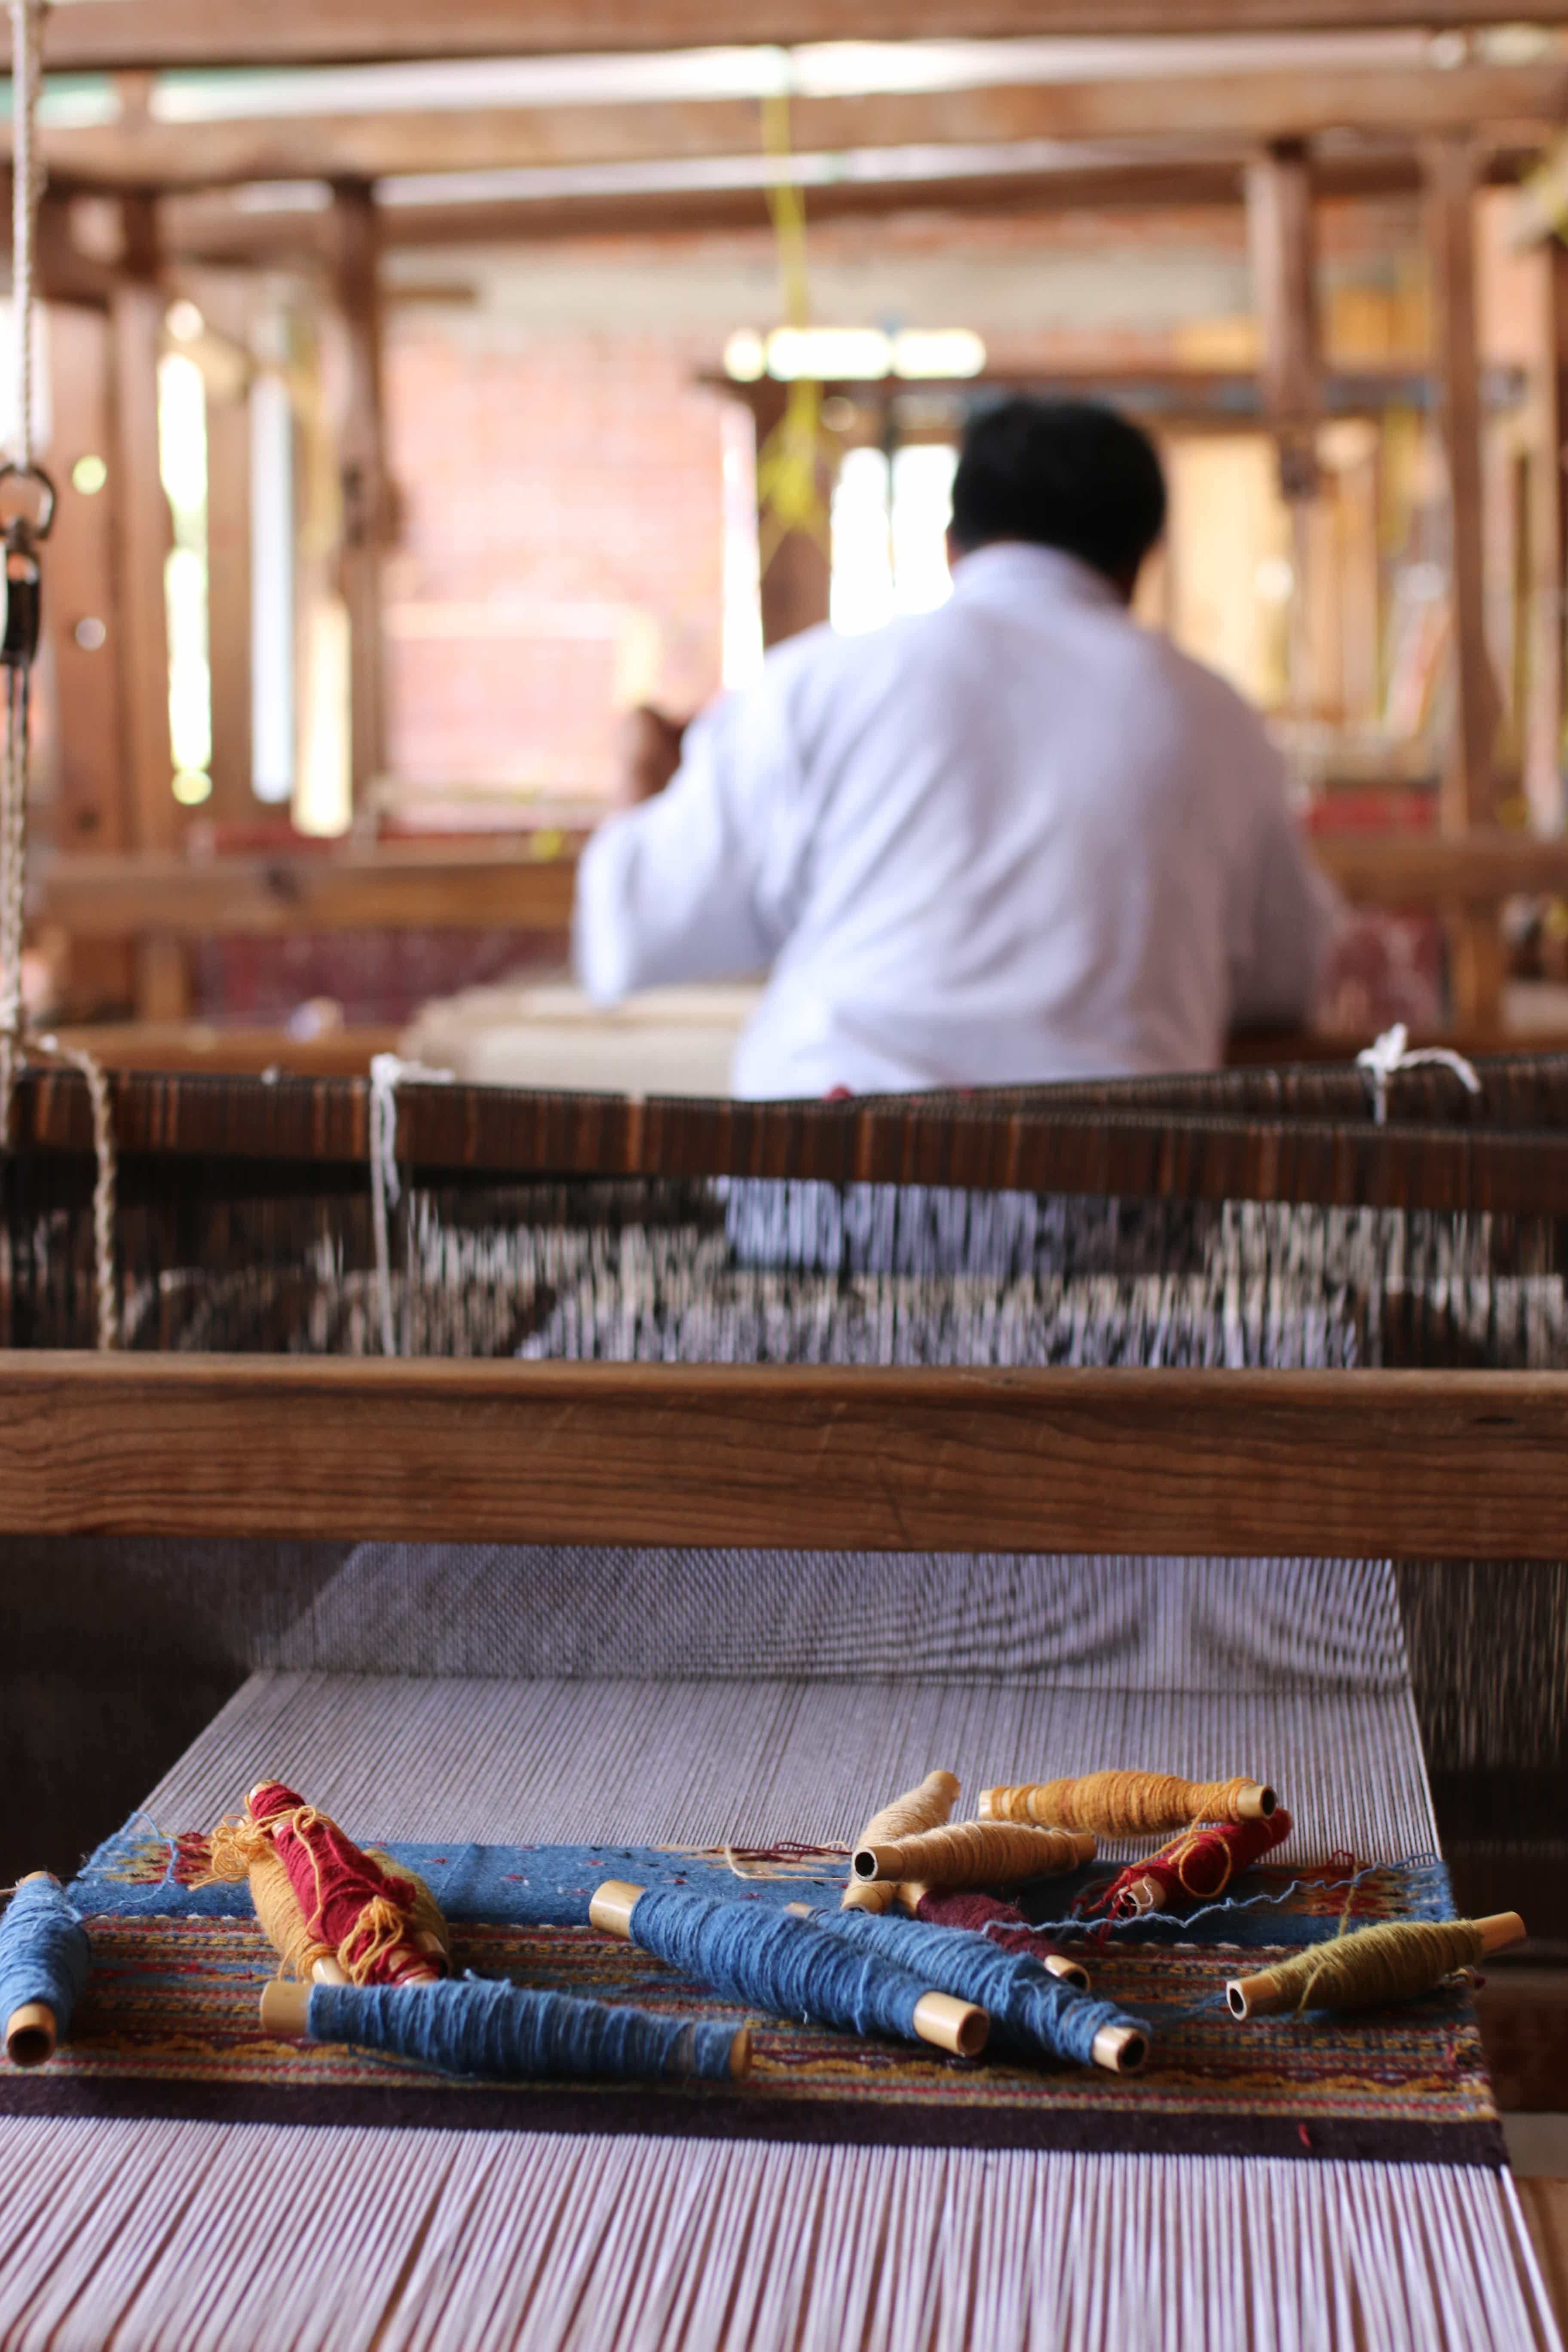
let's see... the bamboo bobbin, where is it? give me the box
[854,1824,1096,1890]
[589,1880,987,2058]
[842,1771,961,1916]
[1226,1911,1526,2020]
[4,1874,66,2067]
[260,1978,312,2038]
[1091,2023,1147,2074]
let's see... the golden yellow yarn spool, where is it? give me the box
[840,1770,960,1915]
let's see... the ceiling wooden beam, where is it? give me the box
[155,151,1479,266]
[36,1,1568,72]
[18,63,1564,193]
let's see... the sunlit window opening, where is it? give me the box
[830,441,956,637]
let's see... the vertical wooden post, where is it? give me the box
[1425,136,1504,1029]
[752,380,831,649]
[1539,236,1568,828]
[110,192,188,1017]
[37,297,132,1013]
[1246,139,1320,500]
[330,179,388,807]
[1247,140,1320,721]
[197,278,254,827]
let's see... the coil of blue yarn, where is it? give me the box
[628,1888,948,2046]
[308,1976,742,2082]
[804,1905,1146,2070]
[0,1874,91,2068]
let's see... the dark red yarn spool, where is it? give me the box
[249,1779,438,1984]
[915,1890,1077,1960]
[1095,1804,1293,1917]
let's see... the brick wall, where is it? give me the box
[381,321,729,802]
[375,198,1436,811]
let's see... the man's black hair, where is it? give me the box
[949,395,1167,585]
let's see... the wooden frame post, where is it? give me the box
[1246,138,1320,500]
[1425,135,1504,1029]
[1544,234,1568,823]
[1247,138,1321,721]
[330,178,389,808]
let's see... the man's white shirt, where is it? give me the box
[574,542,1335,1098]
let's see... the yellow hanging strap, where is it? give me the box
[755,90,830,572]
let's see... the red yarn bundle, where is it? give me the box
[915,1890,1078,1962]
[248,1779,442,1986]
[1091,1805,1293,1918]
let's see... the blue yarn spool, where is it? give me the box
[805,1905,1148,2071]
[624,1888,985,2052]
[0,1874,91,2068]
[308,1976,744,2083]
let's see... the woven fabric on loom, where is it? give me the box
[0,1557,1557,2351]
[7,1829,1494,2164]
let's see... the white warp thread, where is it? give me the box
[1356,1023,1482,1127]
[369,1052,453,1356]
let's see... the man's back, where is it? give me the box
[576,541,1329,1099]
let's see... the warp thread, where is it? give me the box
[628,1888,949,2049]
[1252,1918,1485,2014]
[199,1782,446,1985]
[856,1821,1090,1889]
[842,1769,959,1914]
[804,1906,1141,2070]
[309,1975,741,2083]
[0,1875,89,2064]
[1089,1807,1293,1917]
[981,1772,1267,1837]
[369,1052,453,1357]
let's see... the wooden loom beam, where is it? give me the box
[35,0,1568,70]
[30,828,1568,944]
[0,1357,1563,1558]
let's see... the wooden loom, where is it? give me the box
[0,1060,1566,2342]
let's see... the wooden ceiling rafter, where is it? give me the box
[8,61,1565,193]
[33,0,1568,71]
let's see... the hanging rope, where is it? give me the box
[754,88,833,574]
[0,0,119,1347]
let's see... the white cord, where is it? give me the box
[1356,1022,1482,1127]
[369,1053,453,1357]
